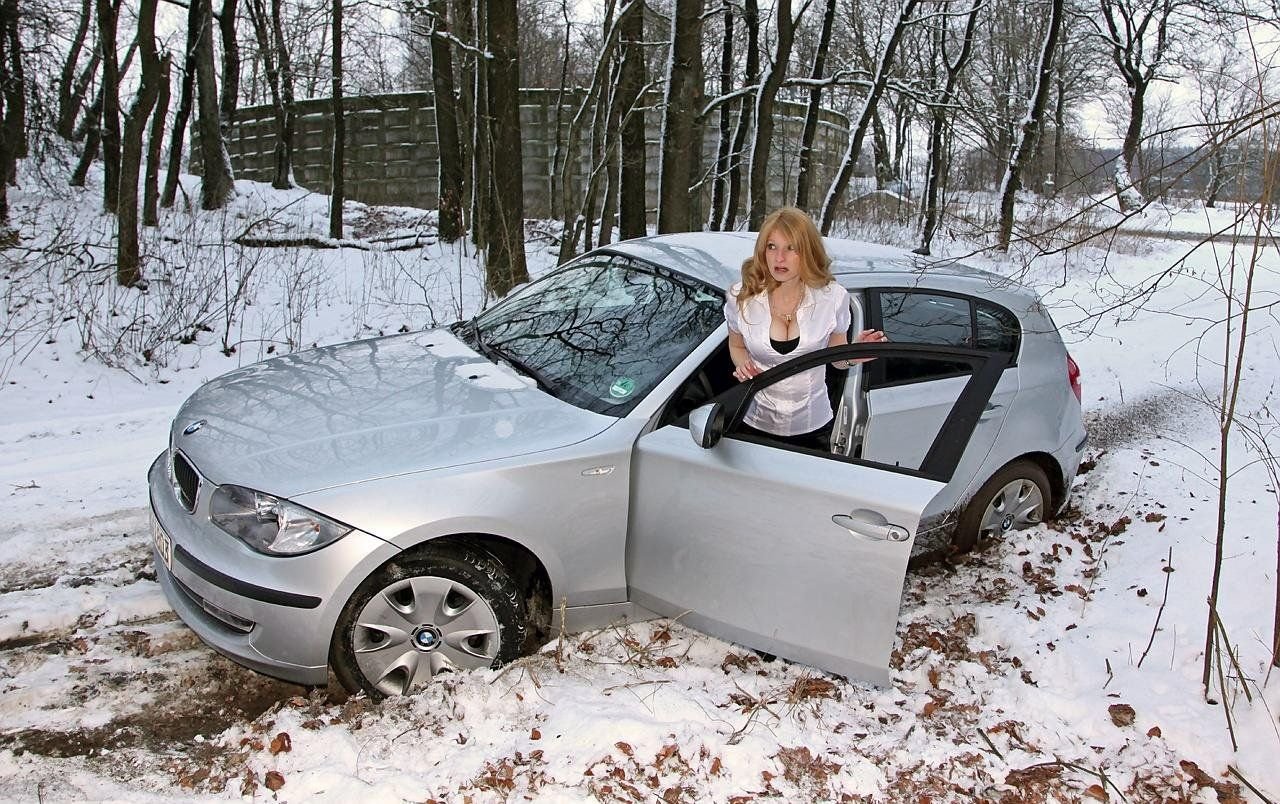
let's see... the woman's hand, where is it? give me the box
[733,360,763,382]
[835,329,888,368]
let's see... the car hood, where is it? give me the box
[169,329,614,497]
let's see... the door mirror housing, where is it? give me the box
[688,403,725,449]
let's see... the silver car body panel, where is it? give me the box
[169,329,613,497]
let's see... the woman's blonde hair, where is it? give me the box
[736,207,834,305]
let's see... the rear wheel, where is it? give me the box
[953,460,1050,552]
[331,544,527,698]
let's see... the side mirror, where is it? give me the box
[688,402,726,449]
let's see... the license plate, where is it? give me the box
[151,513,173,574]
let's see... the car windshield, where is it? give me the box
[462,257,724,416]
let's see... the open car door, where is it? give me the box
[627,343,1009,684]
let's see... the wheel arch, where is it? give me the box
[1012,451,1068,513]
[374,532,555,653]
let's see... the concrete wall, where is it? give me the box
[217,89,851,221]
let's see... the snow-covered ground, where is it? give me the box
[1,177,1277,802]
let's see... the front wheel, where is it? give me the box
[331,544,527,698]
[953,460,1051,552]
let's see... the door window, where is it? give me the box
[867,291,1020,388]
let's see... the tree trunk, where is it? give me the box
[328,0,343,238]
[707,6,734,231]
[219,0,240,141]
[195,0,232,209]
[483,0,528,295]
[143,52,171,226]
[657,0,704,233]
[747,0,797,229]
[994,0,1062,251]
[869,108,892,190]
[95,0,121,213]
[56,0,93,140]
[117,0,161,286]
[916,0,980,256]
[819,0,919,234]
[428,0,463,242]
[467,0,488,249]
[161,0,201,209]
[245,0,294,188]
[0,0,23,234]
[722,0,758,231]
[794,0,835,212]
[616,0,646,239]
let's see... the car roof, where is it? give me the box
[595,232,1035,303]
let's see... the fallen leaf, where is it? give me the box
[615,741,633,757]
[269,732,291,755]
[264,771,285,792]
[1084,783,1107,800]
[1146,726,1162,738]
[530,728,541,740]
[1108,703,1136,727]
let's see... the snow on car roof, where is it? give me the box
[599,232,1018,293]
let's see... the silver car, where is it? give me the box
[148,232,1087,697]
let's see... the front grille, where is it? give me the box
[171,451,200,513]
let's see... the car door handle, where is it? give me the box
[831,510,910,542]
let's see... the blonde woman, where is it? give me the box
[724,207,886,449]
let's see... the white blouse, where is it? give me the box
[724,281,852,436]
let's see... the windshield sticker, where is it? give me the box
[608,377,636,399]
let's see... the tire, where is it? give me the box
[953,460,1051,553]
[331,544,527,698]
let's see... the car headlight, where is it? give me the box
[210,484,352,555]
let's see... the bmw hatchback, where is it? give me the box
[149,232,1086,697]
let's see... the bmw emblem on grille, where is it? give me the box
[183,419,207,436]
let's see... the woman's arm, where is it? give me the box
[729,330,762,381]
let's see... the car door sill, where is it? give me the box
[560,600,660,632]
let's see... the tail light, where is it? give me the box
[1066,354,1082,402]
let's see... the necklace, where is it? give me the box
[772,287,802,324]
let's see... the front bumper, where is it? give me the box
[148,452,399,686]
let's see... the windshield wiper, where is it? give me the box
[462,320,558,396]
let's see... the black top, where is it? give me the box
[770,336,800,355]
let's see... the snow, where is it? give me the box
[1,173,1278,801]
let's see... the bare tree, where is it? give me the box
[995,0,1064,251]
[1085,0,1199,208]
[161,0,201,208]
[819,0,920,234]
[117,0,163,286]
[95,0,121,212]
[0,0,23,238]
[915,0,981,256]
[1193,48,1253,208]
[616,0,647,239]
[219,0,240,138]
[56,0,96,140]
[142,52,170,226]
[483,0,529,294]
[721,0,758,231]
[794,0,837,212]
[657,0,704,233]
[747,0,801,228]
[245,0,296,189]
[426,0,463,241]
[329,0,344,238]
[195,0,233,209]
